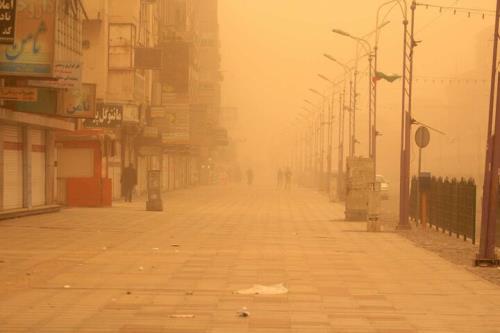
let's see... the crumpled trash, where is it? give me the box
[236,283,288,295]
[169,314,195,319]
[237,307,250,317]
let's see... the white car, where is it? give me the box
[376,175,389,200]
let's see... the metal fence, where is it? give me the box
[497,190,500,247]
[410,176,476,243]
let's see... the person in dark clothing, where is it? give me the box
[121,163,137,202]
[277,168,284,189]
[246,168,254,186]
[285,168,292,190]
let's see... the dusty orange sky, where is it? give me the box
[219,0,495,184]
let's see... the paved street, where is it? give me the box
[0,186,500,333]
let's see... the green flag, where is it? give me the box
[373,71,401,83]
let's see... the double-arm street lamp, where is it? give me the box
[323,54,356,159]
[318,73,346,200]
[331,28,377,161]
[305,95,326,190]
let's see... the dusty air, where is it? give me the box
[0,0,499,332]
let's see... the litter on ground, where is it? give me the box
[236,283,288,295]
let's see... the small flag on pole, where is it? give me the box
[373,71,401,83]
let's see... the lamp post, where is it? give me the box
[331,29,375,160]
[306,96,325,190]
[476,0,500,266]
[323,54,355,159]
[304,100,320,184]
[310,88,331,191]
[318,74,337,195]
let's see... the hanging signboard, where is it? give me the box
[0,0,16,44]
[122,104,139,123]
[27,63,82,89]
[150,105,166,118]
[83,103,123,128]
[0,0,56,77]
[0,86,37,101]
[57,83,96,118]
[159,103,190,145]
[160,41,190,93]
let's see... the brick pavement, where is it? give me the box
[0,186,499,333]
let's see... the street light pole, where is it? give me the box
[476,0,500,266]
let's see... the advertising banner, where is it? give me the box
[159,103,190,145]
[0,0,56,77]
[0,0,16,44]
[83,103,123,128]
[57,83,96,118]
[0,86,37,101]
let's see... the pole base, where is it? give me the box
[474,258,500,267]
[396,223,412,231]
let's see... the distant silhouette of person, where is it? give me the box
[277,168,284,188]
[285,168,292,190]
[246,168,254,186]
[121,163,137,202]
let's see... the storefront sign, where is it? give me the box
[0,0,56,76]
[150,105,166,118]
[28,62,82,88]
[0,86,37,101]
[58,83,96,118]
[3,86,56,114]
[139,146,161,156]
[143,126,159,138]
[83,103,122,128]
[159,103,190,145]
[0,0,16,44]
[122,104,139,123]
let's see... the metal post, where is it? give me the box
[348,80,353,158]
[476,0,500,265]
[368,54,373,158]
[337,87,346,200]
[397,3,412,230]
[373,45,379,177]
[352,69,358,157]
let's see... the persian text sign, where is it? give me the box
[0,0,16,44]
[27,63,82,89]
[160,103,190,145]
[0,86,37,101]
[0,0,55,76]
[58,83,96,119]
[83,103,122,128]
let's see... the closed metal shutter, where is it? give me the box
[110,166,122,200]
[3,125,23,209]
[31,129,46,206]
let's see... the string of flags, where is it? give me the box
[416,2,496,19]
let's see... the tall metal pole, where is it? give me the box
[397,3,412,230]
[373,45,378,175]
[476,0,500,266]
[337,86,346,200]
[368,54,373,158]
[327,92,334,193]
[352,69,358,157]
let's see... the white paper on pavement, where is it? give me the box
[236,283,288,295]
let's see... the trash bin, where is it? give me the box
[146,170,163,211]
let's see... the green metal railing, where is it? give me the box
[410,176,476,243]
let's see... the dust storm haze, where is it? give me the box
[220,0,495,187]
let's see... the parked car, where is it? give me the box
[376,175,389,200]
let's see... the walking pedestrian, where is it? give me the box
[121,163,137,202]
[246,168,254,186]
[277,168,283,189]
[285,168,292,191]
